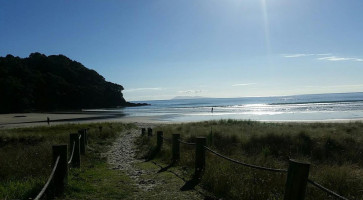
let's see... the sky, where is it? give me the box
[1,0,363,101]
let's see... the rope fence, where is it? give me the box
[204,146,288,173]
[308,179,349,200]
[33,129,89,199]
[178,139,196,146]
[68,141,76,165]
[161,135,172,143]
[142,127,351,200]
[87,146,96,151]
[34,156,60,200]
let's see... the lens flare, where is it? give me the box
[261,0,271,56]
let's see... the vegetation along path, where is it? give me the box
[104,125,209,200]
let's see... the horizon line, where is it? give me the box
[128,91,363,102]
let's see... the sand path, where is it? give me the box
[105,127,155,191]
[104,125,209,199]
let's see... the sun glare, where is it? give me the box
[261,0,271,55]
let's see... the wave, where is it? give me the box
[269,100,363,106]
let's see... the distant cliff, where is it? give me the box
[0,53,145,113]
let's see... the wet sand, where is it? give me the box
[0,112,177,129]
[0,112,362,129]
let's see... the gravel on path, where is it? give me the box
[105,127,157,191]
[103,124,209,199]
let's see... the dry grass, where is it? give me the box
[0,122,134,199]
[141,120,363,199]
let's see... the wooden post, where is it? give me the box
[84,128,88,145]
[157,131,163,151]
[52,145,68,196]
[78,129,86,155]
[284,159,310,200]
[195,137,207,174]
[69,133,80,168]
[172,133,180,162]
[148,128,153,136]
[141,128,146,136]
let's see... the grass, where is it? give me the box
[61,147,138,199]
[139,120,363,200]
[129,161,205,200]
[3,120,363,199]
[0,122,136,200]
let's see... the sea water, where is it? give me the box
[93,92,363,122]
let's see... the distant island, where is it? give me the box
[172,96,209,100]
[0,53,147,113]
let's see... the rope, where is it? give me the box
[161,136,172,143]
[308,179,349,200]
[34,156,60,200]
[68,141,76,164]
[87,146,95,151]
[178,139,196,146]
[204,146,287,173]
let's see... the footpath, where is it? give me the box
[103,127,212,200]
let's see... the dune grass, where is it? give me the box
[0,122,135,200]
[139,120,363,199]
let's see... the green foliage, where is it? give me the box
[0,53,127,113]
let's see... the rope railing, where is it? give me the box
[144,128,354,199]
[204,146,288,173]
[87,146,95,151]
[308,179,349,200]
[32,129,88,199]
[161,135,172,143]
[178,139,196,146]
[68,141,76,164]
[34,156,60,200]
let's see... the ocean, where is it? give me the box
[93,92,363,122]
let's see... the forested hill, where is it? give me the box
[0,53,138,113]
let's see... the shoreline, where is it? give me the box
[0,112,362,129]
[0,112,178,129]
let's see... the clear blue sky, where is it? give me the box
[1,0,363,101]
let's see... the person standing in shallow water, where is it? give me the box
[47,117,50,125]
[211,107,214,113]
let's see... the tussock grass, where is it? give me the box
[142,120,363,199]
[0,122,134,200]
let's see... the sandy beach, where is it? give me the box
[0,112,178,129]
[0,112,362,129]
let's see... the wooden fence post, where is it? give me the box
[69,133,80,168]
[52,145,68,196]
[78,129,86,155]
[157,131,163,151]
[141,128,146,136]
[84,128,88,146]
[195,137,207,175]
[148,128,153,136]
[284,159,310,200]
[172,133,180,162]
